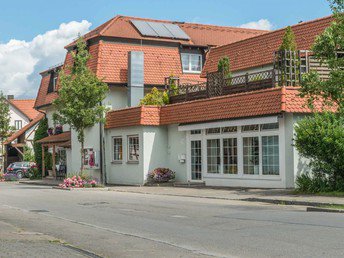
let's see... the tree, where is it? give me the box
[279,26,297,51]
[23,145,35,162]
[217,56,232,80]
[299,0,344,114]
[0,92,12,172]
[33,117,48,174]
[140,87,169,106]
[53,37,108,171]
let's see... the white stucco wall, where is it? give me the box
[9,104,29,129]
[232,64,274,77]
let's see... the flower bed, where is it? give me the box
[59,176,98,189]
[147,168,175,183]
[1,173,19,182]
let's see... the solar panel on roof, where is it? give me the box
[131,20,190,40]
[131,20,158,37]
[164,23,190,40]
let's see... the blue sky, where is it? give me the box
[0,0,331,42]
[0,0,332,98]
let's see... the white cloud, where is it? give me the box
[240,19,274,31]
[0,20,92,98]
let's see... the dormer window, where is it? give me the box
[47,70,59,93]
[181,53,202,73]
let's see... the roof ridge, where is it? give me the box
[210,15,334,51]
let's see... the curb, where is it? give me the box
[19,181,59,187]
[306,207,344,213]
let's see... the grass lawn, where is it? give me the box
[321,204,344,210]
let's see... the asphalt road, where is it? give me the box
[0,183,344,258]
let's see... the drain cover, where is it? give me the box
[78,201,109,206]
[29,209,49,213]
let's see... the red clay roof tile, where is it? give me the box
[9,99,40,120]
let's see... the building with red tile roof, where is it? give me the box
[202,15,334,76]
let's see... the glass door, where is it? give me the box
[191,140,202,180]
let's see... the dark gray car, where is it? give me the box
[6,162,32,179]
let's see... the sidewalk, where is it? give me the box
[108,185,344,206]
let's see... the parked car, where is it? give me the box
[6,162,35,179]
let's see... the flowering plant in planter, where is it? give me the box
[59,175,98,189]
[0,173,4,182]
[3,173,19,181]
[47,127,54,136]
[54,125,63,135]
[147,168,175,183]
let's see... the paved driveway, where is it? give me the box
[0,183,343,257]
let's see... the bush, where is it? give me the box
[66,171,91,181]
[294,112,344,192]
[3,173,19,181]
[30,167,42,180]
[0,173,4,182]
[33,118,48,172]
[140,87,169,106]
[59,175,98,188]
[148,168,175,183]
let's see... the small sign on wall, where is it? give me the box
[83,148,100,169]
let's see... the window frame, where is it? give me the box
[14,120,22,130]
[112,136,123,163]
[181,53,202,74]
[127,135,140,163]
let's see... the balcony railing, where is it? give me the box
[166,69,277,104]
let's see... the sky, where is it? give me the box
[0,0,332,98]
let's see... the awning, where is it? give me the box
[37,131,71,148]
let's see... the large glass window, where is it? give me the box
[181,53,202,73]
[223,138,238,174]
[191,140,202,180]
[113,137,123,162]
[207,139,220,173]
[243,137,259,175]
[128,135,139,162]
[262,136,279,175]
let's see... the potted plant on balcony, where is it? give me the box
[47,127,54,136]
[55,125,63,135]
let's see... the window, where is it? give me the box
[261,123,279,131]
[48,70,58,93]
[191,140,202,180]
[128,135,139,162]
[181,53,202,73]
[222,126,237,133]
[243,137,259,175]
[14,120,22,130]
[262,136,279,175]
[191,130,201,135]
[206,128,220,134]
[207,139,220,173]
[113,137,123,162]
[241,124,259,132]
[223,138,238,174]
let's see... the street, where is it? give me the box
[0,183,343,258]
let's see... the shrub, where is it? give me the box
[294,112,344,192]
[3,173,18,181]
[140,87,169,106]
[59,175,98,188]
[66,171,91,181]
[33,118,48,172]
[0,173,4,182]
[148,168,175,183]
[30,167,42,180]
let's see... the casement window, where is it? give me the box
[128,135,139,162]
[262,136,279,175]
[191,140,202,180]
[243,137,260,175]
[113,137,123,162]
[261,123,279,131]
[241,124,259,132]
[222,126,237,133]
[181,53,202,73]
[191,130,201,135]
[47,70,58,93]
[14,120,22,130]
[205,127,220,135]
[223,138,238,174]
[207,139,221,173]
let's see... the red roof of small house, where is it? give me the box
[9,99,40,120]
[66,15,268,48]
[36,131,71,145]
[4,113,44,145]
[202,15,334,76]
[105,87,332,129]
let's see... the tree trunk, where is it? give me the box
[80,140,84,172]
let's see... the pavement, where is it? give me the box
[1,183,344,257]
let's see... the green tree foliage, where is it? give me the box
[299,1,344,114]
[23,145,35,162]
[217,56,232,80]
[0,92,12,172]
[294,112,344,191]
[279,26,297,51]
[140,87,169,106]
[33,117,48,173]
[53,37,108,171]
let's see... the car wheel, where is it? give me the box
[17,172,23,179]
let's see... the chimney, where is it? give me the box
[127,51,144,107]
[7,95,14,100]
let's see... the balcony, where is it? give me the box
[166,50,330,104]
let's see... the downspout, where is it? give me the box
[99,101,107,185]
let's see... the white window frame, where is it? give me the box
[187,119,283,181]
[181,53,202,74]
[112,136,123,163]
[14,120,22,130]
[127,135,139,163]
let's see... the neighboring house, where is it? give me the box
[0,97,43,171]
[104,15,334,188]
[34,15,266,179]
